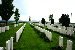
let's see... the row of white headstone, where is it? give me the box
[51,23,75,28]
[16,23,26,42]
[47,24,74,36]
[14,24,18,27]
[6,37,14,50]
[34,23,73,50]
[46,23,75,31]
[0,26,9,33]
[0,37,13,50]
[35,23,75,36]
[34,26,52,41]
[14,23,23,27]
[59,36,73,50]
[36,23,75,31]
[0,23,25,50]
[19,23,23,25]
[35,23,44,27]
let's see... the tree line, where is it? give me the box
[41,14,70,27]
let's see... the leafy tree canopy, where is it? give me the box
[0,0,14,21]
[49,14,53,21]
[14,8,20,24]
[59,14,70,27]
[41,18,45,25]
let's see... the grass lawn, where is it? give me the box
[0,23,24,47]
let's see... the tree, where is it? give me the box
[41,18,45,26]
[49,14,54,24]
[49,14,53,21]
[51,19,54,24]
[0,0,14,26]
[59,14,70,27]
[29,16,31,21]
[14,8,20,24]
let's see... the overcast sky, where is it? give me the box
[0,0,75,23]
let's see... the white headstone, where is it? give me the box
[46,31,52,41]
[58,28,61,33]
[0,27,1,33]
[67,27,73,31]
[49,32,52,41]
[16,24,18,26]
[0,47,3,50]
[6,40,10,50]
[62,26,66,30]
[56,28,59,32]
[40,28,43,32]
[0,0,2,4]
[66,30,73,36]
[66,40,73,50]
[59,29,62,33]
[1,27,5,32]
[16,24,25,42]
[16,31,19,42]
[59,36,63,47]
[52,27,55,31]
[45,30,48,34]
[45,30,48,37]
[5,26,9,30]
[10,37,13,50]
[14,24,16,27]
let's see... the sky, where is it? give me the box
[0,0,75,23]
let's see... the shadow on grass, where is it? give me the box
[30,24,51,43]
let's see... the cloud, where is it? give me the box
[19,15,29,21]
[27,0,75,22]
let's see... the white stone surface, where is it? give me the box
[66,30,73,36]
[48,32,52,41]
[16,24,25,42]
[5,26,9,30]
[14,24,16,27]
[0,47,3,50]
[58,28,61,33]
[56,28,59,32]
[67,27,73,31]
[10,37,13,50]
[1,27,5,32]
[59,36,63,47]
[62,26,66,30]
[16,24,18,26]
[0,27,1,33]
[66,40,73,50]
[45,31,48,37]
[6,40,10,50]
